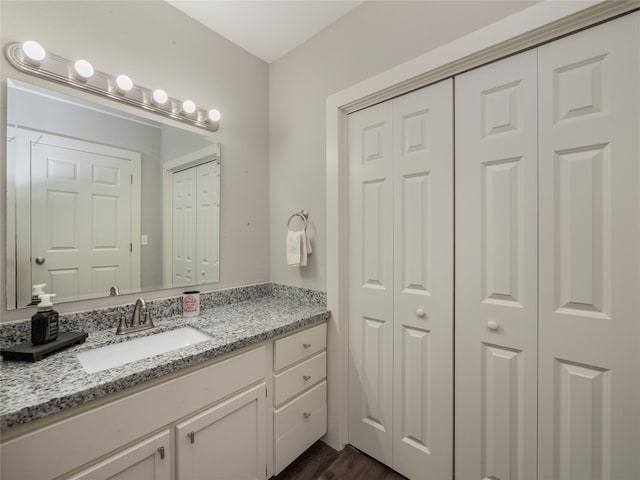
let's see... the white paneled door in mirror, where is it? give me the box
[455,50,538,480]
[348,100,394,467]
[538,13,640,480]
[29,131,141,305]
[392,80,453,480]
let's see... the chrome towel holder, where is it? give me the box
[287,210,309,232]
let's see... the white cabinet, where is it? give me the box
[67,431,171,480]
[1,346,266,480]
[455,12,640,480]
[272,323,328,475]
[176,383,266,480]
[347,80,454,479]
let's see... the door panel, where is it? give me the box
[30,134,140,302]
[176,384,266,480]
[348,101,394,466]
[172,168,196,286]
[455,49,538,480]
[392,80,453,480]
[538,13,640,479]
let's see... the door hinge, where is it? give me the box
[131,174,133,185]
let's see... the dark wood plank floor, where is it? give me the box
[274,441,407,480]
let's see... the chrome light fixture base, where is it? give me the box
[5,42,220,132]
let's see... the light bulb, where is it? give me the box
[115,74,133,94]
[22,41,46,66]
[182,100,196,115]
[74,59,94,81]
[207,109,221,122]
[152,89,168,105]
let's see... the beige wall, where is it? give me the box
[269,0,537,291]
[1,0,270,321]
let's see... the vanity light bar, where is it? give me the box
[5,41,220,132]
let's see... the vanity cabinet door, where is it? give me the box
[176,383,266,480]
[67,430,170,480]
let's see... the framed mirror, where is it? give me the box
[6,78,220,309]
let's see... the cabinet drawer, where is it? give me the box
[274,351,326,406]
[274,323,326,371]
[274,381,327,474]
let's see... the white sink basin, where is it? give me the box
[77,327,211,373]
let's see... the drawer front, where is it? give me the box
[274,381,327,474]
[274,351,326,406]
[274,323,326,371]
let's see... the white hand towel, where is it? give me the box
[286,231,303,266]
[303,231,312,255]
[299,230,309,267]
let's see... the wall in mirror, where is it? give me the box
[6,79,221,310]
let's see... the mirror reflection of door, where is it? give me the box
[26,130,142,303]
[172,161,220,286]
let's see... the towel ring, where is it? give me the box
[287,210,309,232]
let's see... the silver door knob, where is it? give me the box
[487,320,499,331]
[416,308,426,317]
[35,256,46,265]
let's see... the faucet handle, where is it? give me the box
[144,306,154,327]
[116,313,128,335]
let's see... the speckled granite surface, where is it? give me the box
[0,284,328,430]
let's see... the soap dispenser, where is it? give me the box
[28,283,47,306]
[31,294,59,345]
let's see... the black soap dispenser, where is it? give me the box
[31,293,59,345]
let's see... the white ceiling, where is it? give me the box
[166,1,364,63]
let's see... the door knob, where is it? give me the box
[416,308,426,318]
[487,320,499,331]
[35,256,46,265]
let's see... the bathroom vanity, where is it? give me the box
[0,285,329,480]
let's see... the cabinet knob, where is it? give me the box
[188,431,195,444]
[487,320,499,331]
[303,343,311,349]
[35,256,46,265]
[416,308,426,318]
[303,375,311,381]
[303,411,312,419]
[157,446,165,460]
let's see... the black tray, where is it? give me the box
[1,331,88,362]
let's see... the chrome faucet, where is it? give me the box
[116,298,155,334]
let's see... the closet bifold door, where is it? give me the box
[348,99,395,467]
[538,13,640,480]
[392,80,453,479]
[347,79,454,479]
[455,50,538,480]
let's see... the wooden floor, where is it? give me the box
[274,441,407,480]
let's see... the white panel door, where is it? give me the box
[173,162,219,286]
[538,13,640,480]
[455,50,538,480]
[30,133,141,302]
[176,383,266,480]
[195,161,220,283]
[392,80,453,480]
[348,100,394,466]
[172,167,197,286]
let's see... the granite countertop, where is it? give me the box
[0,293,329,430]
